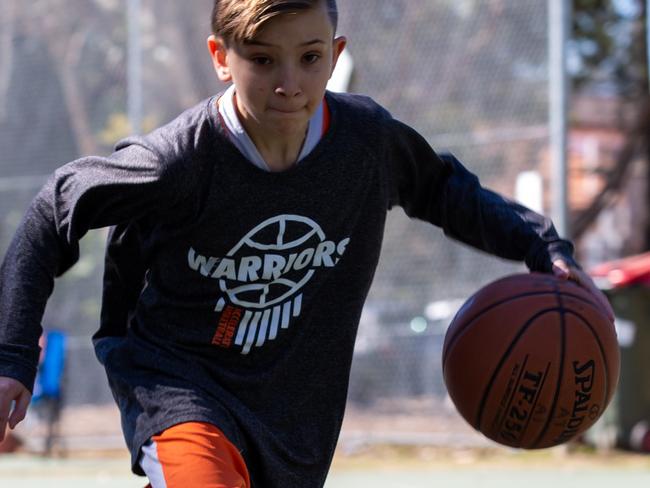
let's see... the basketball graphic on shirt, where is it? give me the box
[219,215,329,308]
[189,214,350,355]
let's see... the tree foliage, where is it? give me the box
[572,0,647,97]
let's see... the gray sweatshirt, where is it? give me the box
[0,92,575,487]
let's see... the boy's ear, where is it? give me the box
[330,36,347,75]
[207,35,232,82]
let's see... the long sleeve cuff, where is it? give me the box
[0,346,40,393]
[525,239,579,273]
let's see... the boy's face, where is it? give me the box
[208,5,346,139]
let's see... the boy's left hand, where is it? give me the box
[552,259,615,323]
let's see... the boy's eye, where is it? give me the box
[251,56,272,65]
[303,53,322,64]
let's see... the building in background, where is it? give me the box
[568,94,648,266]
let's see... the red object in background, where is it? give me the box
[590,252,650,288]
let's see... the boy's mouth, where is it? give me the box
[268,101,307,113]
[269,106,303,113]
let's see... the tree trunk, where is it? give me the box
[0,0,17,123]
[51,29,99,156]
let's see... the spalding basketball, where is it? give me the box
[442,272,619,449]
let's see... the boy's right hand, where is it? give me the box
[0,376,31,441]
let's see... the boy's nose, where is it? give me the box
[274,68,302,97]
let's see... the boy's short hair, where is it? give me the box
[211,0,338,43]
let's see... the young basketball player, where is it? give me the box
[0,1,613,487]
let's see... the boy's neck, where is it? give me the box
[244,123,307,172]
[234,94,307,172]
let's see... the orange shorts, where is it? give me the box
[140,421,250,488]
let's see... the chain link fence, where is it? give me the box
[0,0,550,449]
[339,0,549,445]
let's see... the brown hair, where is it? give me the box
[211,0,338,43]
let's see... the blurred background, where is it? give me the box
[0,0,649,469]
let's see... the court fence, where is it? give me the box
[1,0,560,452]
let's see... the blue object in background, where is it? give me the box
[32,330,67,402]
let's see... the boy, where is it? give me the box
[0,0,613,486]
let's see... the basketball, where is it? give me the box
[442,272,620,449]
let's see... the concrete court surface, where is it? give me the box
[1,452,650,487]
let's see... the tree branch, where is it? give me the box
[571,98,650,239]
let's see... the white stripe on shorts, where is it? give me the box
[140,440,167,488]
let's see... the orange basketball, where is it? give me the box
[442,272,620,449]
